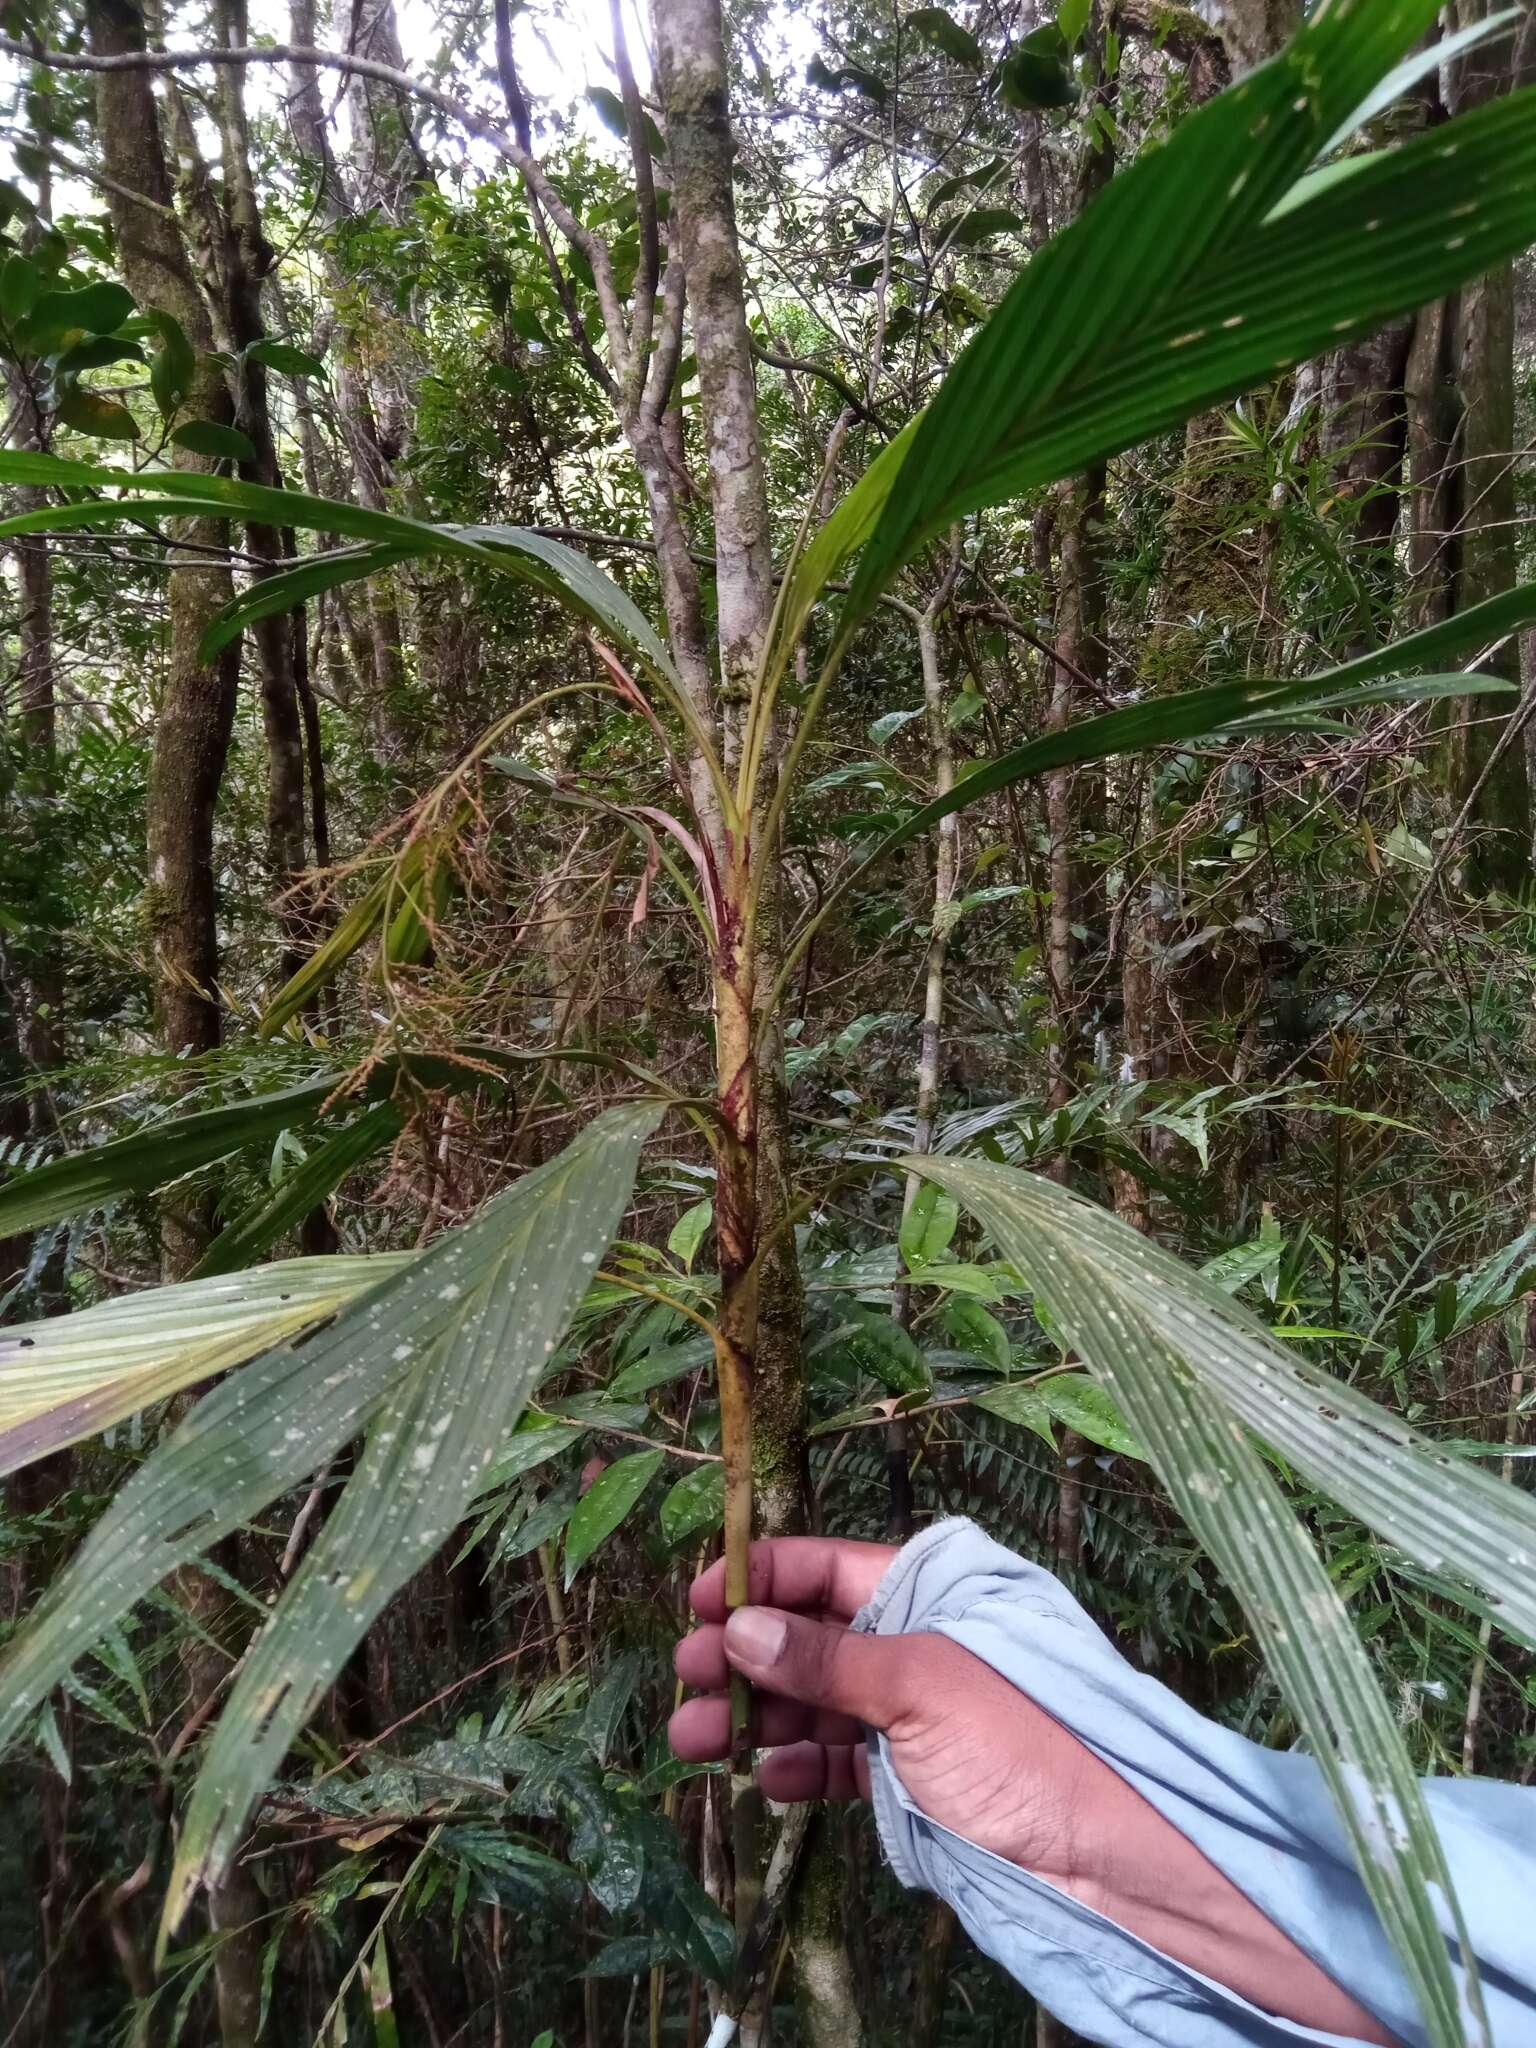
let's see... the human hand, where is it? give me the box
[669,1535,1396,2047]
[667,1535,1099,1882]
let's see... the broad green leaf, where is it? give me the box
[964,90,1536,526]
[57,335,144,374]
[0,1255,410,1477]
[772,17,1536,666]
[479,1422,577,1492]
[169,419,257,463]
[607,1335,713,1400]
[147,312,195,417]
[998,43,1078,110]
[158,1104,660,1939]
[1197,1230,1282,1298]
[0,253,37,326]
[971,1379,1055,1445]
[659,1463,725,1546]
[246,338,326,378]
[825,1306,930,1394]
[942,1296,1011,1374]
[667,1198,713,1270]
[192,1101,405,1279]
[1056,0,1090,48]
[0,1107,657,1807]
[839,2,1450,626]
[899,1182,959,1269]
[946,207,1023,247]
[907,7,982,66]
[1039,1373,1145,1459]
[910,1261,1015,1300]
[906,1151,1500,2047]
[564,1449,665,1586]
[586,85,667,158]
[55,388,139,440]
[25,279,134,348]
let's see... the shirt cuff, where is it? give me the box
[850,1518,1395,2048]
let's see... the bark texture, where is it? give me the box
[86,0,240,1079]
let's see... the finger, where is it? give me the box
[722,1607,914,1730]
[690,1537,897,1625]
[675,1624,728,1692]
[759,1742,869,1803]
[667,1692,862,1761]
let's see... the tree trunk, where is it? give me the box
[85,11,264,2040]
[213,0,312,980]
[86,0,240,1090]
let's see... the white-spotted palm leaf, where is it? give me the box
[0,1106,659,1875]
[907,1153,1536,2048]
[0,1253,410,1475]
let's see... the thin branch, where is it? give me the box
[490,0,618,401]
[609,0,660,384]
[751,342,887,433]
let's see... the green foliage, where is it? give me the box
[3,5,1535,2039]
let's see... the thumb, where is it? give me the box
[723,1606,912,1731]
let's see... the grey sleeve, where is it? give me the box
[850,1518,1536,2048]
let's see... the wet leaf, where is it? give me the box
[972,1379,1054,1445]
[564,1449,664,1586]
[659,1463,724,1547]
[1040,1373,1145,1458]
[899,1182,959,1270]
[943,1297,1011,1375]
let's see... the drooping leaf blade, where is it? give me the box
[924,1159,1536,1653]
[198,545,421,654]
[191,1101,405,1279]
[0,1107,658,1776]
[907,1151,1491,2048]
[0,455,681,695]
[0,1255,411,1476]
[564,1448,665,1587]
[161,1102,661,1939]
[0,1072,363,1236]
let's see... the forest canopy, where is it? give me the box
[0,0,1534,2043]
